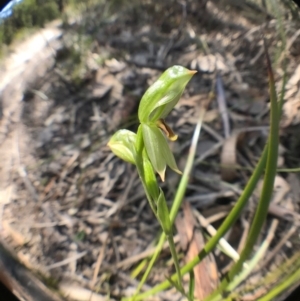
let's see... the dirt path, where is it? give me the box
[0,20,62,201]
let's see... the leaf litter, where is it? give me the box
[0,0,300,300]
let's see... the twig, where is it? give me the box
[45,251,87,270]
[193,209,242,264]
[216,74,231,138]
[202,123,224,142]
[260,225,298,270]
[90,233,109,299]
[195,140,224,165]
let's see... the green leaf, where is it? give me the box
[107,129,137,165]
[157,189,172,235]
[138,65,196,123]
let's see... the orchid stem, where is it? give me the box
[167,234,184,292]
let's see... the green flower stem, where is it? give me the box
[132,152,184,297]
[132,145,268,301]
[167,234,184,291]
[170,109,206,224]
[129,107,206,301]
[130,236,165,300]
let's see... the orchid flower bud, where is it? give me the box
[108,129,160,204]
[107,129,137,165]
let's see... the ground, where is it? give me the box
[0,1,300,300]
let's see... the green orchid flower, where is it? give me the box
[108,66,196,291]
[107,129,137,165]
[108,65,196,182]
[139,123,181,181]
[138,65,196,123]
[137,65,196,181]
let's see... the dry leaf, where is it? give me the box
[105,58,126,73]
[282,64,300,127]
[2,221,29,246]
[190,53,229,74]
[92,68,113,99]
[282,98,300,127]
[256,176,290,205]
[175,202,219,300]
[268,203,300,223]
[0,185,14,205]
[220,132,241,182]
[287,173,300,204]
[203,109,219,123]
